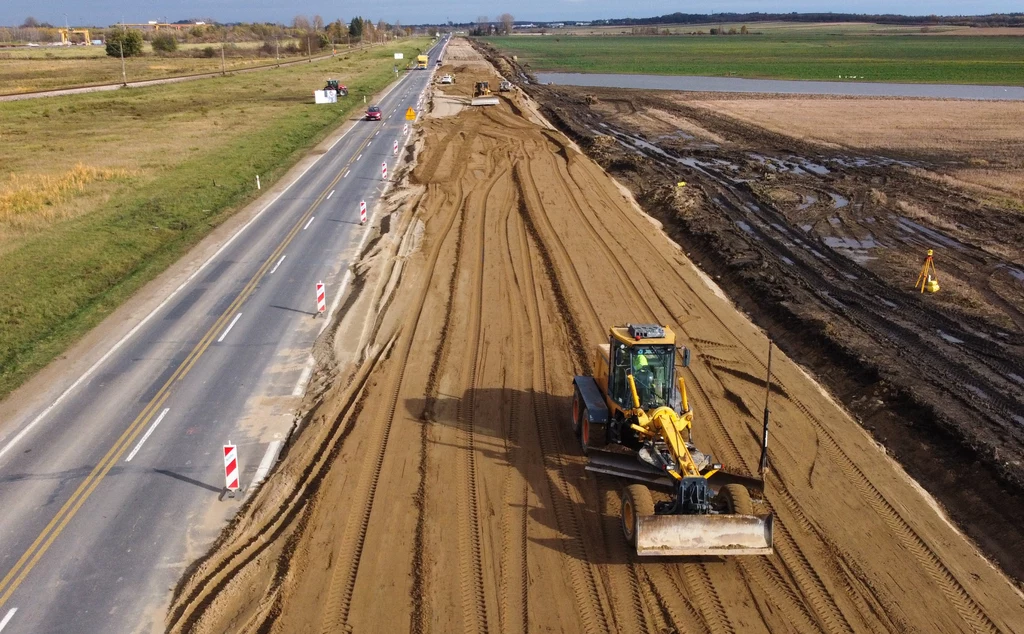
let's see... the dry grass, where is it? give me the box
[690,98,1024,156]
[0,164,132,229]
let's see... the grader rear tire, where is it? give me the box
[621,484,655,547]
[719,483,754,516]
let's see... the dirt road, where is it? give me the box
[166,39,1024,633]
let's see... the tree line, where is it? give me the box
[593,11,1024,28]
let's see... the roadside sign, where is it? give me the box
[394,52,404,59]
[316,281,326,314]
[360,200,367,224]
[224,444,239,491]
[405,108,416,121]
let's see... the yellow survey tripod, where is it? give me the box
[915,249,940,293]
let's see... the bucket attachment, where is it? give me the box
[636,512,773,556]
[470,96,499,106]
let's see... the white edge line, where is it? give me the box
[125,408,170,462]
[269,254,286,274]
[356,153,362,161]
[250,440,284,489]
[326,189,334,200]
[0,608,16,632]
[343,170,349,178]
[0,67,417,463]
[217,313,243,343]
[303,216,315,231]
[291,357,315,396]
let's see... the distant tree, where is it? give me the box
[312,15,325,31]
[151,33,177,53]
[349,17,363,38]
[499,13,514,35]
[105,28,144,57]
[740,24,748,34]
[476,15,489,34]
[21,16,39,28]
[728,27,737,34]
[292,15,310,30]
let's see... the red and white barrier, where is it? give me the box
[360,200,367,224]
[381,162,388,180]
[394,140,399,155]
[403,123,408,134]
[224,444,239,491]
[316,281,326,314]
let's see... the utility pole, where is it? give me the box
[220,31,226,75]
[119,22,127,86]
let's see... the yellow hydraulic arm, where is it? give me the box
[626,375,719,481]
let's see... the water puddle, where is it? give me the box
[735,220,755,235]
[895,216,963,250]
[937,330,964,344]
[829,193,850,209]
[801,224,813,232]
[780,255,794,266]
[802,162,830,176]
[1007,373,1024,387]
[965,384,990,401]
[796,195,818,211]
[823,236,879,250]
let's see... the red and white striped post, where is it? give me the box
[393,140,399,155]
[223,443,239,493]
[359,200,367,224]
[381,162,388,180]
[403,123,408,135]
[316,281,326,315]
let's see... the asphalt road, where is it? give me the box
[0,36,448,634]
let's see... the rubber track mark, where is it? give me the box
[319,181,465,633]
[519,208,610,634]
[411,188,467,634]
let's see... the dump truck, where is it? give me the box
[572,324,774,556]
[417,55,428,69]
[471,82,499,106]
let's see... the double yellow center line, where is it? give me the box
[0,125,380,609]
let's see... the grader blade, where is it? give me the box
[470,96,499,106]
[635,513,774,556]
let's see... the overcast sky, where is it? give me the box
[3,1,1019,28]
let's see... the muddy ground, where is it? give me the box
[475,42,1024,583]
[165,39,1024,633]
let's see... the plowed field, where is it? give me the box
[166,39,1024,633]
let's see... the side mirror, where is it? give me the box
[681,347,691,368]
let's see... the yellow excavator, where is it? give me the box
[471,81,499,106]
[572,324,774,556]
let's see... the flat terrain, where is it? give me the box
[0,39,428,400]
[685,96,1024,199]
[0,41,313,94]
[486,32,1024,84]
[475,40,1024,582]
[165,39,1024,634]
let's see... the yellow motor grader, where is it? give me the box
[572,324,774,556]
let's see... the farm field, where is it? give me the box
[0,38,429,400]
[486,32,1024,84]
[1,40,336,94]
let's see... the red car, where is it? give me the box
[365,105,382,121]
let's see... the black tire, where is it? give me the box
[621,484,656,547]
[571,387,583,437]
[719,484,754,516]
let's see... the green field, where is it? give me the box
[487,32,1024,84]
[0,38,429,399]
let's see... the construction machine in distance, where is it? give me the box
[572,324,774,556]
[471,81,499,106]
[324,79,348,97]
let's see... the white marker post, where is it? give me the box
[316,281,326,316]
[403,123,408,135]
[224,443,239,496]
[256,175,261,190]
[381,162,388,181]
[394,140,399,155]
[360,200,367,225]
